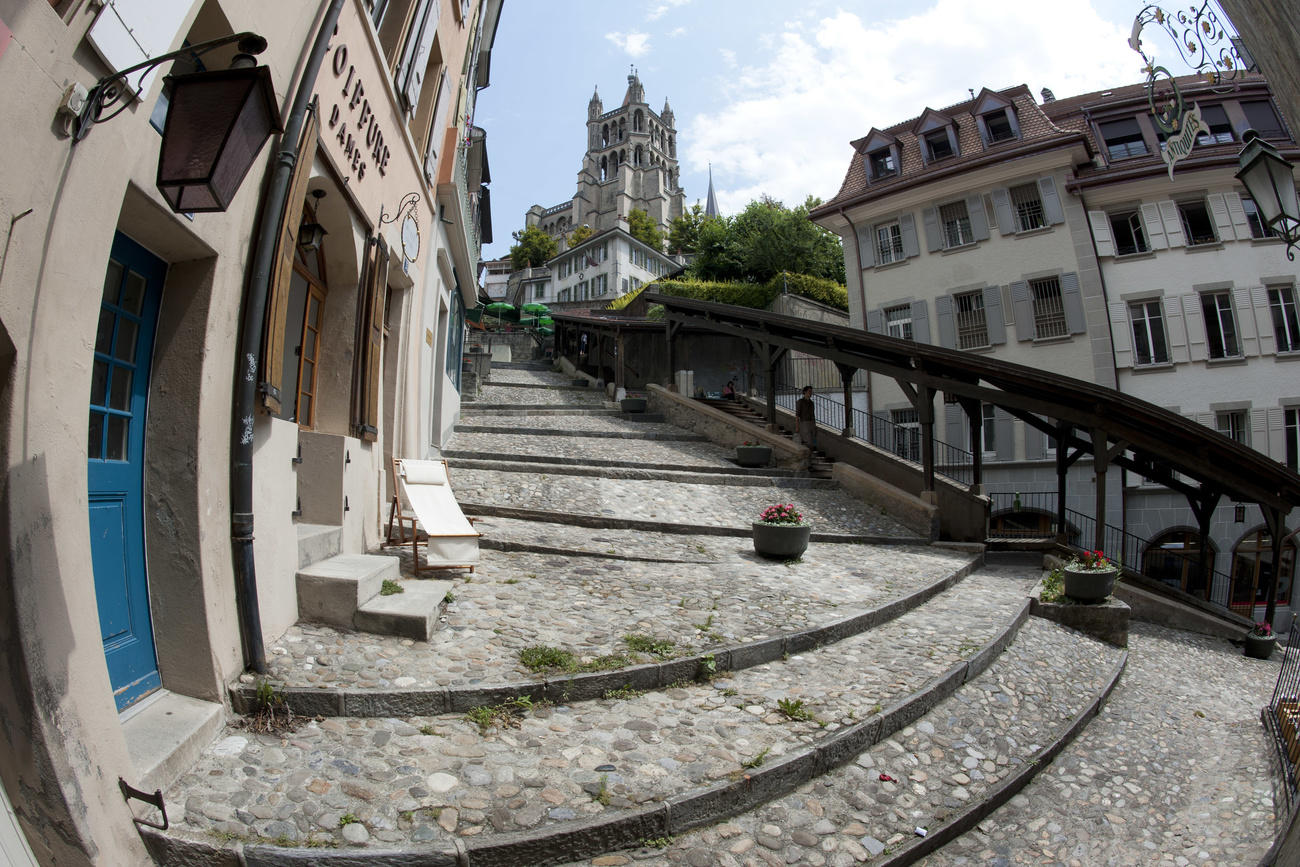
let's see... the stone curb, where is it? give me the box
[449,459,837,489]
[452,425,709,442]
[230,555,980,717]
[458,503,930,546]
[477,537,715,564]
[443,449,802,478]
[460,406,617,416]
[206,587,1037,866]
[871,650,1130,866]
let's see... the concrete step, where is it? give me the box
[296,553,399,630]
[445,457,837,488]
[121,690,224,794]
[354,578,454,641]
[295,522,341,569]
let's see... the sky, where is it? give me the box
[476,0,1172,263]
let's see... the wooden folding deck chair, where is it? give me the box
[394,459,480,574]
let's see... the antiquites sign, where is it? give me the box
[325,42,391,183]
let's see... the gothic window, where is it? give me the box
[634,146,643,167]
[600,156,608,181]
[634,109,644,132]
[602,124,609,146]
[669,135,675,157]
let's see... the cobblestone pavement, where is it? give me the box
[560,623,1278,867]
[446,431,742,469]
[457,413,703,438]
[486,368,572,386]
[264,537,978,690]
[167,564,1036,850]
[471,383,610,407]
[449,470,915,537]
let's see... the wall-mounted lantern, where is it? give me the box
[1236,129,1300,261]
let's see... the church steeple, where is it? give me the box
[705,164,720,218]
[623,66,644,106]
[588,86,602,119]
[661,98,674,127]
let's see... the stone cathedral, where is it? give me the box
[525,71,686,247]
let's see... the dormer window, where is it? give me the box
[1098,117,1148,161]
[925,129,955,162]
[1194,104,1234,145]
[971,89,1022,149]
[869,148,897,180]
[982,108,1016,144]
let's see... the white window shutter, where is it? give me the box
[1088,211,1115,257]
[1010,280,1033,341]
[1225,192,1251,239]
[398,0,440,113]
[1165,297,1189,363]
[1253,286,1276,355]
[934,296,956,348]
[1159,201,1186,247]
[1182,294,1208,360]
[984,284,1007,345]
[1141,203,1168,250]
[1250,408,1267,452]
[1268,407,1286,460]
[1232,287,1257,355]
[1038,176,1065,225]
[1109,301,1133,368]
[1195,411,1214,429]
[911,300,930,344]
[422,69,452,182]
[899,213,920,258]
[856,226,875,268]
[1207,193,1235,242]
[991,188,1015,235]
[86,0,190,98]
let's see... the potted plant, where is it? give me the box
[620,392,647,413]
[1245,621,1277,660]
[752,503,810,559]
[736,440,772,467]
[1063,549,1119,603]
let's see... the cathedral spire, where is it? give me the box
[588,85,602,118]
[661,97,674,127]
[623,66,644,106]
[705,163,720,219]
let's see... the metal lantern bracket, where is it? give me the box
[72,31,268,144]
[379,191,421,228]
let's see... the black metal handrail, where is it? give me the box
[1268,613,1300,811]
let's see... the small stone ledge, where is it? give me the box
[1031,592,1130,647]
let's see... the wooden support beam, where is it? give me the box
[837,363,856,436]
[920,387,936,492]
[1262,505,1286,628]
[958,397,983,490]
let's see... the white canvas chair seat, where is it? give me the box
[396,459,480,573]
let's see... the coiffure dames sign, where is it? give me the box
[323,40,391,184]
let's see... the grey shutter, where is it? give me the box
[866,309,884,334]
[1208,193,1234,241]
[1251,408,1267,451]
[991,188,1015,235]
[899,213,920,258]
[967,194,990,241]
[945,404,964,449]
[1226,192,1251,240]
[922,206,942,252]
[984,285,1007,345]
[1088,211,1115,257]
[1109,301,1133,368]
[1010,280,1033,340]
[856,226,876,268]
[398,0,440,113]
[1141,203,1168,250]
[1159,200,1187,247]
[1038,176,1065,225]
[1024,423,1046,460]
[994,408,1014,461]
[1268,407,1286,460]
[935,295,956,348]
[1061,272,1086,334]
[911,300,930,344]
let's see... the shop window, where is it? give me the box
[1231,528,1295,610]
[1143,530,1216,599]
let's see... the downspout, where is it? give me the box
[839,207,872,422]
[231,0,345,674]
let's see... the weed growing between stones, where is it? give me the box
[466,695,537,732]
[338,814,360,827]
[777,697,822,725]
[1040,568,1065,603]
[518,645,631,674]
[623,633,675,659]
[640,837,674,849]
[380,579,404,596]
[591,774,610,805]
[602,684,645,701]
[742,746,771,769]
[236,679,298,734]
[957,637,981,657]
[503,578,519,584]
[418,724,439,736]
[443,590,456,604]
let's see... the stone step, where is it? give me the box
[445,458,837,489]
[453,424,707,442]
[460,407,624,417]
[296,553,401,631]
[442,448,803,478]
[354,577,454,642]
[152,569,1121,862]
[121,690,225,795]
[295,522,341,569]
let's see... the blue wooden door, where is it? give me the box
[88,232,165,711]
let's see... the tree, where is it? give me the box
[667,203,706,255]
[509,225,558,270]
[686,195,844,284]
[567,224,594,246]
[627,208,664,251]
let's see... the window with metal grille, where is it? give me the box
[940,201,973,248]
[1030,277,1067,339]
[954,290,988,348]
[1216,410,1247,444]
[1129,300,1169,365]
[876,222,904,264]
[1201,291,1240,358]
[1108,210,1149,255]
[1271,285,1300,352]
[1243,196,1277,239]
[1178,200,1218,246]
[884,305,913,340]
[1009,182,1046,232]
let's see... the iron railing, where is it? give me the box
[1267,613,1300,810]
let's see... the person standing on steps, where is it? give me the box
[795,385,817,450]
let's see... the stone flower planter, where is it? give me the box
[1063,566,1118,603]
[1245,633,1277,660]
[620,397,647,413]
[752,522,810,559]
[736,444,772,467]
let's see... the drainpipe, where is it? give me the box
[840,208,872,423]
[231,0,345,674]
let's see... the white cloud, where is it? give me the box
[719,47,736,67]
[668,26,687,38]
[687,0,1142,214]
[648,0,692,22]
[606,31,652,57]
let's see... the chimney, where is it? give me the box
[1041,87,1056,103]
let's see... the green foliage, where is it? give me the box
[519,645,578,672]
[668,203,706,255]
[769,271,849,310]
[623,634,676,659]
[567,224,594,246]
[627,208,664,250]
[338,814,359,827]
[509,225,558,269]
[688,195,844,285]
[1040,568,1065,603]
[466,695,535,732]
[602,684,644,700]
[742,746,771,769]
[655,279,776,309]
[379,579,404,596]
[777,697,821,724]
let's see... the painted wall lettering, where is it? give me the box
[321,42,390,183]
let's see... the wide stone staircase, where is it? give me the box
[143,360,1280,866]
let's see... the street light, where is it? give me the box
[70,32,282,214]
[1235,129,1300,260]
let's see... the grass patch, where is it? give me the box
[777,697,821,725]
[602,684,645,701]
[443,590,456,604]
[519,645,577,672]
[624,634,675,659]
[592,774,610,805]
[504,578,520,584]
[466,696,536,732]
[338,814,360,827]
[418,724,439,736]
[379,579,404,596]
[741,746,771,769]
[236,679,298,734]
[640,837,673,849]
